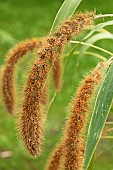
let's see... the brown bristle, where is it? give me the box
[20,57,50,156]
[62,63,104,170]
[20,12,95,156]
[20,103,43,156]
[51,12,94,90]
[40,84,48,105]
[53,58,62,90]
[46,142,64,170]
[2,39,42,114]
[45,62,105,170]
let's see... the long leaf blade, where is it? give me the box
[84,60,113,169]
[84,20,113,40]
[80,32,113,55]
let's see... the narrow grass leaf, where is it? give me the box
[80,32,113,55]
[84,60,113,169]
[84,20,113,40]
[50,0,83,34]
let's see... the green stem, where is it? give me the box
[63,51,106,61]
[101,136,113,139]
[70,40,113,56]
[95,14,113,19]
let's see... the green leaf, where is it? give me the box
[84,60,113,169]
[87,153,95,170]
[84,20,113,40]
[80,32,113,55]
[50,0,83,34]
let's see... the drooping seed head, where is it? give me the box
[19,11,96,157]
[2,39,42,114]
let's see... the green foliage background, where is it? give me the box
[0,0,113,169]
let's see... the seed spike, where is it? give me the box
[16,12,95,156]
[2,38,42,114]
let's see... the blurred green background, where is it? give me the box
[0,0,113,169]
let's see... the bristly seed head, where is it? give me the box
[19,11,96,157]
[2,39,42,114]
[47,62,106,170]
[61,62,105,170]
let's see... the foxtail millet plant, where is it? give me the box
[46,61,109,170]
[1,4,113,169]
[61,62,106,170]
[19,12,95,156]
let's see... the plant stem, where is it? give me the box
[70,40,113,56]
[101,136,113,139]
[95,14,113,19]
[105,121,113,124]
[63,51,106,61]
